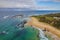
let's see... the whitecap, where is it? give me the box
[33,26,48,40]
[3,16,9,19]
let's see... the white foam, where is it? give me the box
[3,16,9,19]
[33,26,48,40]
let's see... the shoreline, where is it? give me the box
[26,17,60,40]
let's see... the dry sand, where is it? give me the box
[26,17,60,40]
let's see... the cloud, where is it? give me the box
[53,0,60,2]
[0,0,36,9]
[35,6,56,10]
[37,0,60,2]
[0,0,60,10]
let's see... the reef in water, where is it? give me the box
[0,16,39,40]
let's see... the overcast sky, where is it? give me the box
[0,0,60,10]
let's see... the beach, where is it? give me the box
[26,17,60,40]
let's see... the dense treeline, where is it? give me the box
[43,13,60,17]
[32,13,60,29]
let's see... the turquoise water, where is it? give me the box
[0,17,39,40]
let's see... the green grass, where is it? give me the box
[32,13,60,30]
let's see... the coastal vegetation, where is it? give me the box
[32,13,60,30]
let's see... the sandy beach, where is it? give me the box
[26,17,60,40]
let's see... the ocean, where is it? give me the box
[0,9,60,40]
[0,10,60,19]
[0,16,39,40]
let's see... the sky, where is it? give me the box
[0,0,60,10]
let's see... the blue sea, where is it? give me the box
[0,8,60,40]
[0,8,60,18]
[0,16,39,40]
